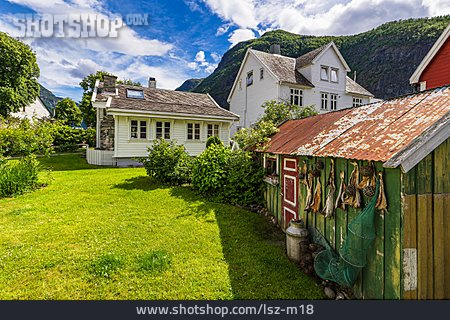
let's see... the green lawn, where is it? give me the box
[0,154,323,299]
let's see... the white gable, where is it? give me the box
[10,97,51,120]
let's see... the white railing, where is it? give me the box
[86,148,116,166]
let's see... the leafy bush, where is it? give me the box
[192,144,264,206]
[0,117,96,157]
[141,139,193,185]
[0,155,41,197]
[0,117,55,157]
[206,136,223,148]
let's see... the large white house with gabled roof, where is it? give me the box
[228,42,374,133]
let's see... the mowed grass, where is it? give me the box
[0,154,323,299]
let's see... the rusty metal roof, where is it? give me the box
[263,86,450,171]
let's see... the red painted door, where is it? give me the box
[281,157,298,230]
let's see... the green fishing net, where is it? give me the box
[314,180,379,288]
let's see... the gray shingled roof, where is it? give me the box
[101,85,238,119]
[295,43,328,69]
[345,76,374,97]
[250,49,314,87]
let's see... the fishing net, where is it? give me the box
[314,180,379,288]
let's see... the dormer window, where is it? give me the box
[126,89,144,99]
[320,66,329,81]
[331,68,338,83]
[246,71,253,86]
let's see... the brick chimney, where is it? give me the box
[269,44,281,55]
[148,77,156,88]
[103,75,117,93]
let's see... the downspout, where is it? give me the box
[244,81,248,128]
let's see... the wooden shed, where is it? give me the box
[259,86,450,299]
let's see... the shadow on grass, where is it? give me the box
[112,176,161,191]
[169,187,323,299]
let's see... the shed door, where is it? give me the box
[282,157,298,230]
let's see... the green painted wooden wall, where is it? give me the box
[402,137,450,299]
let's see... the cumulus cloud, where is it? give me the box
[210,52,221,62]
[188,50,218,74]
[203,0,450,37]
[228,28,256,47]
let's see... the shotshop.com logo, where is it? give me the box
[11,13,149,38]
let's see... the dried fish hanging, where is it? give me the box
[299,161,308,185]
[304,171,314,212]
[343,162,361,208]
[358,161,376,198]
[322,159,335,218]
[376,172,388,212]
[335,171,346,211]
[311,178,322,213]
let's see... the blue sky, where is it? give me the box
[0,0,448,101]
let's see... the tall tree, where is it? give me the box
[0,32,40,117]
[55,97,83,127]
[79,71,111,128]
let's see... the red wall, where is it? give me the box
[420,38,450,89]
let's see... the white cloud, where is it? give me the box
[216,23,231,36]
[187,50,218,74]
[210,52,221,62]
[204,0,450,38]
[228,28,256,47]
[195,50,206,62]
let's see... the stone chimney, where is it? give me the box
[148,77,156,88]
[269,44,281,55]
[103,75,117,93]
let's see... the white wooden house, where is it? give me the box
[88,76,239,166]
[228,42,374,134]
[10,96,52,120]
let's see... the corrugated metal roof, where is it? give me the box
[263,86,450,166]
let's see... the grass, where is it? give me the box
[0,154,323,299]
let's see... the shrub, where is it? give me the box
[141,139,193,185]
[53,124,95,150]
[0,155,41,197]
[0,117,55,157]
[206,135,223,148]
[192,144,231,195]
[192,145,264,206]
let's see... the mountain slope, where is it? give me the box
[39,84,61,115]
[191,16,450,108]
[175,78,204,92]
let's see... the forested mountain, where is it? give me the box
[178,16,450,108]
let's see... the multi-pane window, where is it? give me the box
[320,66,329,81]
[290,88,303,106]
[207,124,220,137]
[352,97,363,107]
[126,89,144,99]
[156,121,171,139]
[330,68,338,83]
[260,68,264,80]
[321,93,328,110]
[246,70,253,86]
[187,123,201,140]
[130,120,147,139]
[330,94,338,110]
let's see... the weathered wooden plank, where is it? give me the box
[315,157,326,238]
[433,194,445,299]
[362,162,385,299]
[417,194,434,299]
[433,138,448,194]
[402,194,418,300]
[444,194,450,299]
[324,157,336,250]
[334,158,348,251]
[417,153,433,194]
[403,166,417,195]
[383,167,402,299]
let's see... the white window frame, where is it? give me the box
[186,122,201,141]
[330,68,339,83]
[263,154,279,175]
[155,120,171,140]
[330,93,338,110]
[321,92,329,110]
[207,123,220,138]
[352,97,363,107]
[320,66,329,81]
[290,88,303,106]
[129,118,148,140]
